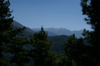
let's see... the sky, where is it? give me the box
[9,0,91,31]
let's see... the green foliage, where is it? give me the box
[63,0,100,66]
[0,59,9,66]
[63,34,86,66]
[81,0,100,30]
[0,0,30,66]
[29,27,59,66]
[46,52,60,66]
[34,26,48,41]
[81,0,100,66]
[0,0,13,65]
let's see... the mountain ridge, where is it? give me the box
[12,20,84,38]
[31,28,83,38]
[12,20,34,38]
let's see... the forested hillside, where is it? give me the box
[1,0,100,66]
[12,20,34,38]
[49,35,68,54]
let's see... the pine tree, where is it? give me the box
[0,0,30,65]
[81,0,100,66]
[0,0,14,65]
[63,34,86,66]
[29,27,59,66]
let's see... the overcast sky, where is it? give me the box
[9,0,91,31]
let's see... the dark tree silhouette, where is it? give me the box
[0,0,30,66]
[81,0,100,66]
[63,0,100,66]
[29,27,60,66]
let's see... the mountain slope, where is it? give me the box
[49,35,69,54]
[12,20,34,38]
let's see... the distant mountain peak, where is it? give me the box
[31,28,83,38]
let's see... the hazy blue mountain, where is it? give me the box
[31,28,57,36]
[12,20,34,38]
[31,28,83,38]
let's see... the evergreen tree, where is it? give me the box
[0,0,30,65]
[0,0,14,65]
[58,54,76,66]
[63,34,86,66]
[81,0,100,66]
[29,27,59,66]
[63,0,100,66]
